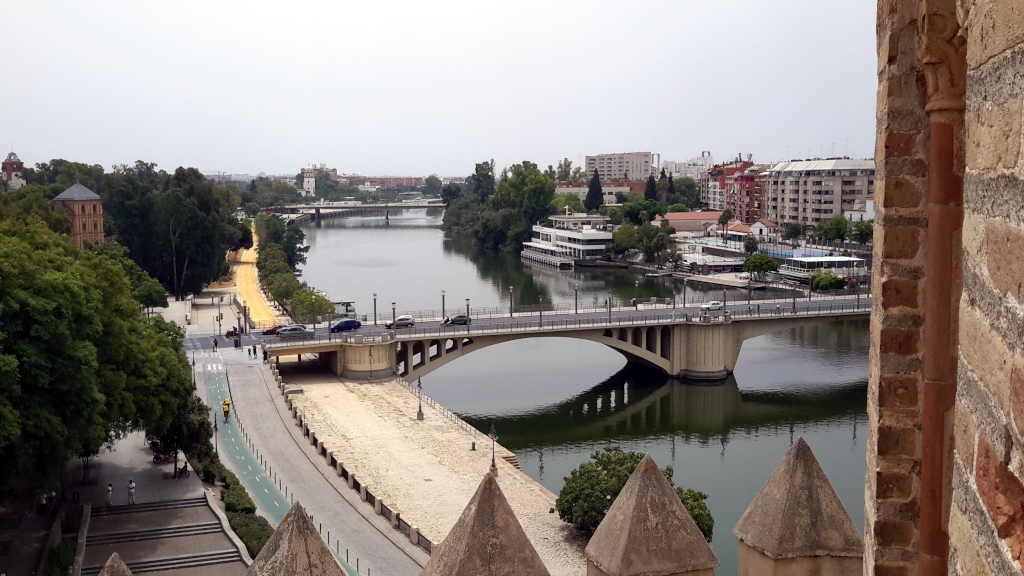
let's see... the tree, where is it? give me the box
[584,169,603,212]
[555,447,713,542]
[611,222,638,253]
[812,268,844,290]
[291,289,336,320]
[818,216,850,241]
[853,219,874,244]
[644,174,657,201]
[465,160,496,200]
[441,183,462,206]
[424,175,442,196]
[782,222,804,240]
[622,200,667,226]
[666,203,688,214]
[676,177,699,207]
[556,158,574,182]
[717,209,734,240]
[0,221,195,487]
[743,254,779,279]
[743,235,759,257]
[552,193,585,214]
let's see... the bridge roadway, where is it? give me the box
[265,295,872,382]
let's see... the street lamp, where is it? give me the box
[538,296,543,328]
[416,377,424,421]
[441,290,446,320]
[368,349,374,382]
[392,302,396,326]
[373,293,378,326]
[465,298,470,319]
[488,423,498,474]
[242,300,248,334]
[634,280,639,310]
[574,283,579,314]
[509,286,513,318]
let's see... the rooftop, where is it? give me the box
[766,158,875,174]
[54,183,101,200]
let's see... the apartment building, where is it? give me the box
[724,165,767,223]
[661,152,714,182]
[585,152,654,181]
[700,158,753,212]
[762,158,875,227]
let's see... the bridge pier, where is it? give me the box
[669,323,744,381]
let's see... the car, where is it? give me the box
[700,301,724,311]
[330,319,362,333]
[442,314,471,326]
[385,314,415,329]
[276,325,315,338]
[262,323,287,335]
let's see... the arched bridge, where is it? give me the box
[265,299,871,382]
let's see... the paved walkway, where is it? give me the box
[237,228,282,325]
[197,346,426,576]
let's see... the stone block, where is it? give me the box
[962,213,988,270]
[966,0,1024,70]
[880,327,920,357]
[881,278,920,310]
[1011,363,1024,440]
[880,226,922,260]
[885,130,923,158]
[878,425,919,458]
[985,219,1024,301]
[966,98,1023,171]
[876,470,915,501]
[409,525,419,544]
[873,564,913,576]
[959,308,1015,415]
[955,404,979,472]
[874,520,916,549]
[949,498,996,576]
[878,376,919,410]
[974,435,1024,562]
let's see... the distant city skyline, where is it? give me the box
[3,1,876,177]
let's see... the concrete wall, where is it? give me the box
[949,0,1024,573]
[737,542,861,576]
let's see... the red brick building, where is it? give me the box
[723,166,765,224]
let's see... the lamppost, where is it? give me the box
[538,296,543,328]
[634,280,639,310]
[441,290,446,320]
[607,297,612,323]
[574,283,579,314]
[416,377,424,421]
[392,302,396,326]
[509,286,513,318]
[488,423,498,474]
[465,298,470,319]
[242,300,248,334]
[373,293,378,326]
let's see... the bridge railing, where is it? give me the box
[376,289,870,324]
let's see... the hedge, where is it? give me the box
[227,511,275,557]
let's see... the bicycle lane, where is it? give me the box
[201,357,360,575]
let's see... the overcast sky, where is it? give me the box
[3,1,876,178]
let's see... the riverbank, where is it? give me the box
[280,361,587,576]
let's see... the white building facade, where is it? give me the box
[762,159,875,227]
[522,214,613,268]
[661,153,714,182]
[585,152,654,181]
[301,166,317,197]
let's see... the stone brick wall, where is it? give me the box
[949,0,1024,573]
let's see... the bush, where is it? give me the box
[223,483,257,514]
[227,511,274,557]
[555,447,714,541]
[42,541,76,576]
[811,268,845,291]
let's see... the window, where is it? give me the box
[93,222,98,232]
[82,222,87,232]
[93,204,97,214]
[81,205,86,214]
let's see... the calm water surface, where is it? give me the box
[301,210,868,576]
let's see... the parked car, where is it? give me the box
[330,319,362,332]
[277,325,315,338]
[385,314,415,329]
[262,323,287,335]
[700,301,724,311]
[442,315,471,326]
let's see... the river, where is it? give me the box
[300,208,868,576]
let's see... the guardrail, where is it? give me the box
[264,299,872,350]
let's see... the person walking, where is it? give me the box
[106,483,113,506]
[213,338,218,352]
[247,348,251,360]
[127,479,136,504]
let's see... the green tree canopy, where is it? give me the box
[0,220,196,487]
[291,289,336,320]
[743,235,759,257]
[644,174,657,201]
[853,219,874,244]
[424,175,442,195]
[622,200,667,226]
[782,222,804,240]
[743,254,779,279]
[555,447,713,541]
[817,216,851,241]
[552,193,585,214]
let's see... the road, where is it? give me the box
[190,345,428,576]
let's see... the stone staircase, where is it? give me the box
[502,454,522,470]
[90,496,207,516]
[86,521,223,545]
[81,549,243,575]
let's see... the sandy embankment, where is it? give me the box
[288,377,587,576]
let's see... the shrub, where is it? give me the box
[227,511,275,557]
[42,541,76,576]
[223,483,257,514]
[555,446,714,541]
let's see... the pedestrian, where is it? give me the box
[37,492,46,515]
[128,479,136,504]
[213,338,218,351]
[247,348,251,360]
[106,483,113,506]
[252,344,257,358]
[263,350,268,363]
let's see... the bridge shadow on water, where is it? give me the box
[461,364,867,452]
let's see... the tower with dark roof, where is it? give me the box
[53,183,106,249]
[1,151,25,191]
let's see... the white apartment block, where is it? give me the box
[662,153,714,182]
[763,159,875,227]
[585,152,654,181]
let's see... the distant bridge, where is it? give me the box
[264,299,871,382]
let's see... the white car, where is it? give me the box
[700,301,724,311]
[385,314,415,329]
